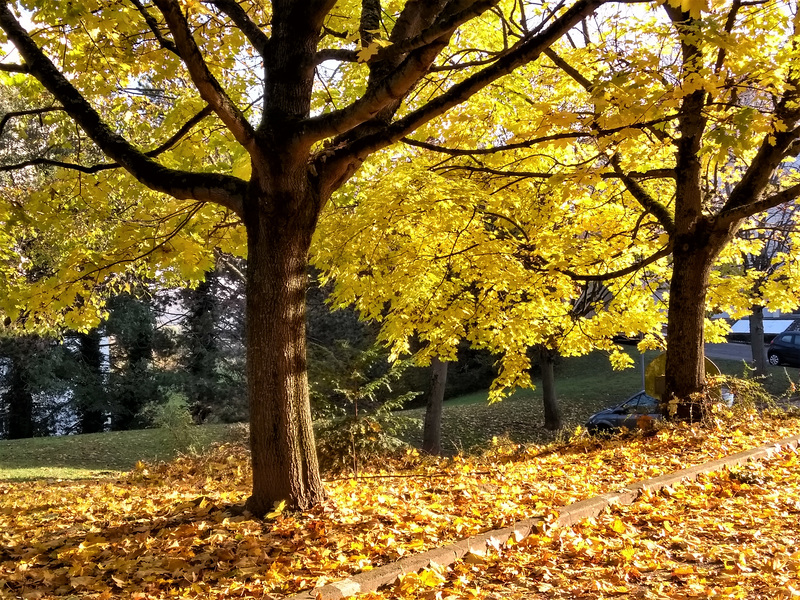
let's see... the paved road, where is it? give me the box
[705,342,761,362]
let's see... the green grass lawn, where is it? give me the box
[0,423,236,481]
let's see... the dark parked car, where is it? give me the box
[586,391,660,433]
[768,332,800,367]
[587,387,736,433]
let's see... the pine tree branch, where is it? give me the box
[0,3,246,216]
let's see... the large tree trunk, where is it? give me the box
[244,194,325,514]
[422,357,448,455]
[539,347,562,430]
[749,305,767,375]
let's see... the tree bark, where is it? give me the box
[749,305,767,375]
[244,192,325,514]
[422,357,448,455]
[663,224,736,419]
[539,346,562,430]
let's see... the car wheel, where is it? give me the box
[768,352,781,366]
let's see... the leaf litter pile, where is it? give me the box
[2,412,799,599]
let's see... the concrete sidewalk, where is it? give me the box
[288,433,800,600]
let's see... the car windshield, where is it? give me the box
[620,393,658,412]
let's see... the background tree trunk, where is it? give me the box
[539,346,562,430]
[77,330,106,434]
[749,305,767,376]
[422,357,448,455]
[6,353,34,439]
[244,198,325,514]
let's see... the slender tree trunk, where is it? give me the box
[244,195,325,514]
[539,346,562,430]
[422,357,448,455]
[77,330,106,434]
[749,305,767,375]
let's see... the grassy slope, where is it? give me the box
[0,423,235,480]
[402,347,799,453]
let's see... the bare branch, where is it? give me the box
[152,0,256,150]
[0,4,246,216]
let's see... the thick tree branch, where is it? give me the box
[1,104,215,173]
[301,0,500,142]
[316,0,610,193]
[0,3,246,216]
[720,183,800,227]
[209,0,270,57]
[543,47,593,90]
[0,62,28,73]
[315,48,359,64]
[435,162,673,181]
[559,245,672,282]
[152,0,256,150]
[611,155,676,234]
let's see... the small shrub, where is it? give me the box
[312,343,421,475]
[139,390,201,454]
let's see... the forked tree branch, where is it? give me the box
[1,104,215,173]
[610,155,676,234]
[402,115,677,155]
[316,0,610,193]
[129,0,180,57]
[301,0,500,142]
[0,3,246,216]
[152,0,257,150]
